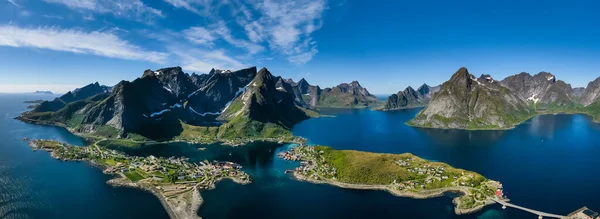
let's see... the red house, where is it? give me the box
[495,189,503,197]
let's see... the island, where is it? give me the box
[34,91,53,94]
[279,145,506,215]
[29,139,251,219]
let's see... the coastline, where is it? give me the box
[405,112,596,131]
[27,139,251,219]
[292,172,496,215]
[16,115,305,147]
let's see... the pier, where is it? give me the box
[493,198,567,218]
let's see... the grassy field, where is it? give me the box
[315,146,486,187]
[176,116,298,144]
[124,171,145,182]
[32,140,64,149]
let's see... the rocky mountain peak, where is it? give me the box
[533,72,556,83]
[478,74,495,83]
[350,81,361,87]
[581,77,600,106]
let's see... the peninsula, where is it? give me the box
[29,139,251,219]
[279,145,505,215]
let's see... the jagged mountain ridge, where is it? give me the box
[501,72,575,107]
[382,84,440,111]
[409,67,534,129]
[221,68,311,129]
[32,82,111,112]
[580,77,600,106]
[19,66,315,140]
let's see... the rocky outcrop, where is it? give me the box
[382,87,426,110]
[220,68,312,129]
[409,67,533,129]
[317,81,381,108]
[382,84,440,111]
[580,77,600,106]
[501,72,575,107]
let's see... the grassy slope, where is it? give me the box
[176,115,300,144]
[316,146,486,187]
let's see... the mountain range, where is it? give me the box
[408,67,600,129]
[18,66,379,143]
[274,78,382,109]
[381,84,440,111]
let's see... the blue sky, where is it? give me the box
[1,0,599,94]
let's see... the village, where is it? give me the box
[278,145,505,212]
[30,139,251,191]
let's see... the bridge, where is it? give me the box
[493,198,567,219]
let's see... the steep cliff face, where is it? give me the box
[408,68,533,129]
[382,87,426,110]
[20,66,316,140]
[501,72,575,107]
[417,83,440,99]
[580,77,600,106]
[220,68,311,129]
[382,84,440,111]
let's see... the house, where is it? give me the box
[567,207,599,219]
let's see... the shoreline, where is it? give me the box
[292,172,495,215]
[406,111,599,131]
[27,139,251,219]
[16,116,305,147]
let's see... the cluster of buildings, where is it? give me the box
[394,158,485,190]
[569,207,599,219]
[53,143,250,185]
[282,146,337,180]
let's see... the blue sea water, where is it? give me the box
[1,94,599,218]
[0,94,168,219]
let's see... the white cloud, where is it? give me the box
[288,47,317,65]
[168,0,327,64]
[0,25,168,63]
[44,0,164,22]
[170,47,247,73]
[163,0,220,16]
[237,0,326,64]
[183,27,217,46]
[42,14,64,19]
[182,21,265,54]
[7,0,21,7]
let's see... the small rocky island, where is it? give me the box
[279,145,506,215]
[29,139,251,219]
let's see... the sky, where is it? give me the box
[0,0,599,94]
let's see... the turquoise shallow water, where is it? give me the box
[2,94,599,219]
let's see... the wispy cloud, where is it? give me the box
[139,29,248,73]
[44,0,164,23]
[288,47,318,64]
[7,0,21,7]
[0,25,168,63]
[42,14,64,19]
[182,21,265,54]
[172,48,247,73]
[229,0,326,64]
[173,0,327,64]
[162,0,225,16]
[252,0,326,60]
[183,26,217,46]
